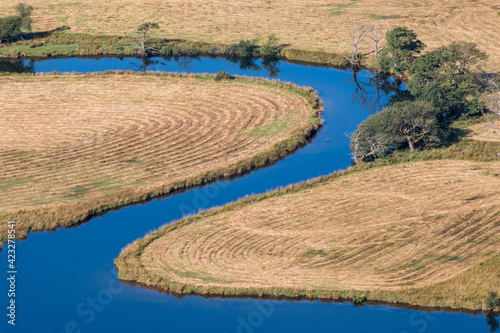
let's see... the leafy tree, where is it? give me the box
[130,22,160,57]
[15,3,33,32]
[408,42,487,118]
[348,111,393,163]
[349,100,439,161]
[487,291,500,311]
[260,34,281,58]
[0,16,22,42]
[379,27,426,75]
[387,100,439,152]
[237,39,259,58]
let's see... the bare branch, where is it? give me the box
[346,23,371,66]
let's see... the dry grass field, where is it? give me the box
[0,72,321,241]
[468,120,500,142]
[116,160,500,310]
[1,0,500,69]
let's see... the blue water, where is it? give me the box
[0,56,496,333]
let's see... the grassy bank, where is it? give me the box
[0,71,323,243]
[1,0,499,70]
[115,138,500,311]
[0,31,348,67]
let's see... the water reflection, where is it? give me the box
[0,59,34,73]
[347,69,408,113]
[487,313,499,332]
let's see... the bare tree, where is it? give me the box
[368,23,383,58]
[483,80,500,136]
[482,79,500,159]
[346,23,370,67]
[129,22,160,57]
[345,130,389,164]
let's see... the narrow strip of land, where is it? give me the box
[116,159,500,310]
[0,72,322,241]
[1,0,499,70]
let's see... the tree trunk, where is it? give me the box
[407,138,414,152]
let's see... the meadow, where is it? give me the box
[116,143,500,310]
[1,0,500,70]
[0,72,322,242]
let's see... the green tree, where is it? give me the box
[349,100,439,161]
[0,16,22,42]
[237,38,259,57]
[486,291,500,311]
[408,42,487,118]
[348,112,393,163]
[387,100,439,152]
[260,34,281,57]
[379,27,426,75]
[130,22,160,57]
[15,3,33,32]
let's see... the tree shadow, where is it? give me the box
[347,69,410,113]
[128,56,165,72]
[487,313,499,333]
[15,26,70,41]
[0,59,34,73]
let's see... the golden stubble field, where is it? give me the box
[1,0,500,69]
[117,160,500,309]
[0,73,319,240]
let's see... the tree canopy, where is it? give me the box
[379,27,426,75]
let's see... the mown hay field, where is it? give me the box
[0,72,321,241]
[116,160,500,310]
[468,120,500,142]
[1,0,500,70]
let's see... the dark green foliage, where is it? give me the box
[214,71,232,81]
[0,16,22,41]
[408,42,487,119]
[379,27,426,75]
[487,291,500,311]
[260,34,281,57]
[237,39,259,57]
[15,3,33,32]
[388,100,440,152]
[350,100,439,161]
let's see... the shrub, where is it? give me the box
[214,71,232,81]
[237,39,259,57]
[352,293,367,305]
[486,291,500,311]
[0,16,22,42]
[260,34,281,57]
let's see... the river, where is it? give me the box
[0,55,496,332]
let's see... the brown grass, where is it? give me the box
[0,72,322,241]
[468,120,500,142]
[116,160,500,310]
[1,0,500,70]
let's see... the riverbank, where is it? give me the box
[0,71,323,243]
[0,31,350,68]
[115,138,500,311]
[1,0,499,71]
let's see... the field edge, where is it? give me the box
[0,71,324,243]
[114,152,500,312]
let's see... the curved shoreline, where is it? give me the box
[115,143,500,312]
[0,71,323,243]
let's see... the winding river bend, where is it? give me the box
[0,56,497,332]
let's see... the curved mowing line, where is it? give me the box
[116,160,500,311]
[0,71,323,243]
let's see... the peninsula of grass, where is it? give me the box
[0,71,323,243]
[1,0,500,70]
[115,139,500,311]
